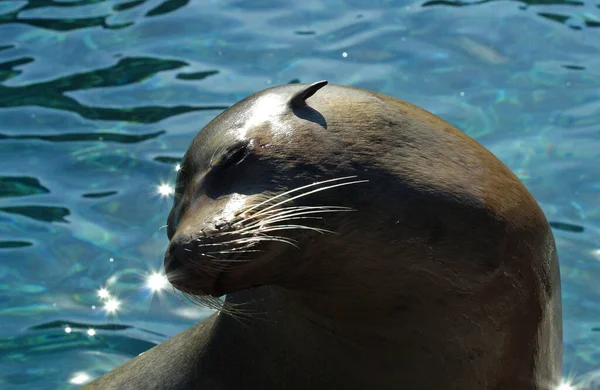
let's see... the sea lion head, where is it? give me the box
[164,81,381,302]
[164,81,556,325]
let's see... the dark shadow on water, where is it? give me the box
[0,58,35,83]
[563,65,586,70]
[82,191,118,199]
[176,70,220,81]
[29,320,131,332]
[0,241,33,249]
[0,206,70,223]
[29,319,168,338]
[549,221,585,233]
[0,176,50,197]
[146,0,190,17]
[422,0,584,7]
[0,0,190,32]
[154,156,183,165]
[421,0,599,31]
[0,57,226,123]
[0,130,166,144]
[0,0,130,31]
[113,0,145,12]
[0,1,224,124]
[294,31,316,36]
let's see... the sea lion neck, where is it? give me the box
[197,286,414,389]
[197,286,486,390]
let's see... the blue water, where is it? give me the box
[0,0,599,388]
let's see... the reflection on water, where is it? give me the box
[0,0,599,389]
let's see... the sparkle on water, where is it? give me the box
[64,326,72,334]
[87,329,96,336]
[104,298,121,314]
[97,287,110,299]
[146,272,169,292]
[69,372,92,385]
[157,183,175,197]
[556,378,578,390]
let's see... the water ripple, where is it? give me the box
[0,56,226,123]
[0,130,165,143]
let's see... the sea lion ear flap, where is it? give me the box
[289,80,328,108]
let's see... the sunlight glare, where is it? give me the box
[104,298,121,313]
[235,94,287,140]
[557,380,576,390]
[69,372,92,385]
[146,272,169,292]
[157,183,174,197]
[97,287,110,299]
[87,328,96,336]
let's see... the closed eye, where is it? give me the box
[213,143,250,171]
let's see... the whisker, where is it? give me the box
[257,224,334,234]
[208,249,263,254]
[228,207,354,235]
[225,206,351,232]
[238,208,353,231]
[195,237,264,249]
[193,235,297,252]
[243,205,353,218]
[196,240,246,248]
[245,235,299,248]
[238,176,360,216]
[252,180,368,219]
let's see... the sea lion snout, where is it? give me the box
[164,205,273,298]
[164,223,229,297]
[164,234,194,274]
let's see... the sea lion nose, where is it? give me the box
[164,235,195,274]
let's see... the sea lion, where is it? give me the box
[83,81,562,390]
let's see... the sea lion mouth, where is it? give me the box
[164,233,253,297]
